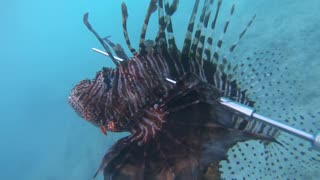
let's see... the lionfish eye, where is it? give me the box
[101,67,114,89]
[104,76,112,88]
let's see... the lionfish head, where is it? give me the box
[68,67,114,127]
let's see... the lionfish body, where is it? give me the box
[68,0,320,179]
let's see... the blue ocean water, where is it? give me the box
[1,0,319,179]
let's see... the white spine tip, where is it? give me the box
[91,48,124,62]
[165,78,176,84]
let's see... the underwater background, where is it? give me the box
[1,0,319,179]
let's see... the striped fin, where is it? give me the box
[162,0,184,77]
[196,0,214,63]
[83,13,119,66]
[189,0,209,61]
[195,1,257,102]
[211,3,235,63]
[152,0,167,53]
[179,0,257,84]
[138,0,158,56]
[221,127,320,179]
[210,14,256,95]
[194,0,215,80]
[203,0,222,64]
[231,116,279,138]
[121,2,137,56]
[181,0,200,58]
[219,48,320,178]
[103,36,130,61]
[164,0,179,58]
[185,1,280,140]
[184,0,211,78]
[220,15,256,68]
[151,0,182,78]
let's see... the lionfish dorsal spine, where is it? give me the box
[83,13,120,66]
[138,0,158,56]
[153,0,168,52]
[103,37,130,61]
[164,0,179,54]
[189,0,210,62]
[121,2,137,56]
[220,14,257,71]
[196,0,215,64]
[181,0,201,59]
[211,4,235,64]
[203,0,222,64]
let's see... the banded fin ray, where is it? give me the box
[178,3,320,178]
[138,0,158,56]
[83,13,120,66]
[103,36,130,61]
[180,0,279,139]
[164,0,179,54]
[121,2,137,56]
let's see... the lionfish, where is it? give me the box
[68,0,320,179]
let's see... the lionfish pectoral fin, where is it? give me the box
[93,137,132,179]
[164,73,221,113]
[165,73,204,111]
[121,2,138,56]
[164,112,264,179]
[129,108,167,146]
[203,161,221,180]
